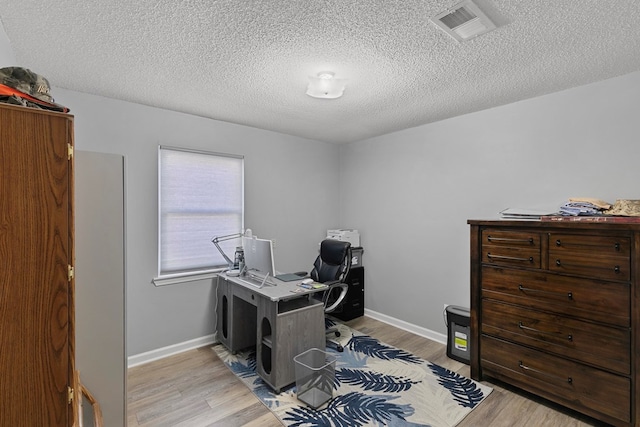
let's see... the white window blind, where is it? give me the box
[158,146,244,279]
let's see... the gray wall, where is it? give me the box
[339,70,640,335]
[54,89,341,356]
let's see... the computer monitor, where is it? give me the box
[242,236,275,279]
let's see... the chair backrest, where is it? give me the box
[310,239,352,284]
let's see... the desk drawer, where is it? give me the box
[232,283,258,304]
[482,299,630,374]
[481,266,630,327]
[482,229,541,269]
[481,335,630,424]
[548,233,630,281]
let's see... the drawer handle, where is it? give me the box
[488,253,534,263]
[557,260,623,275]
[487,236,534,245]
[518,322,573,342]
[519,361,573,385]
[518,284,573,300]
[556,240,624,251]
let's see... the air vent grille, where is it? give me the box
[439,7,476,30]
[431,0,497,42]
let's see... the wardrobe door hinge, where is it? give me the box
[68,265,75,281]
[67,386,74,404]
[67,143,74,160]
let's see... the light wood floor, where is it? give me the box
[128,316,603,426]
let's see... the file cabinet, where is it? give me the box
[469,220,640,427]
[333,267,364,321]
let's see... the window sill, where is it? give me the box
[153,270,222,286]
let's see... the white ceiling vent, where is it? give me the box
[431,0,497,42]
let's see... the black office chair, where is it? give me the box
[310,239,352,352]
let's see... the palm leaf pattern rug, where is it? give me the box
[212,320,492,426]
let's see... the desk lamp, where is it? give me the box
[211,229,251,276]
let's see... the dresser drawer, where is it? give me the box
[481,335,631,424]
[482,299,630,374]
[548,233,630,281]
[481,229,541,269]
[481,265,630,327]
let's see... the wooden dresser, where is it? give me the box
[468,219,640,427]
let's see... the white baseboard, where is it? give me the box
[128,333,218,368]
[128,311,446,369]
[363,308,447,345]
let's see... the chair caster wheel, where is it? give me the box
[336,344,344,352]
[335,331,341,337]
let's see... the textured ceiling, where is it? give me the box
[1,1,639,143]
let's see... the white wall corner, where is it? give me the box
[0,20,16,66]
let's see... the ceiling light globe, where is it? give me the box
[318,72,334,80]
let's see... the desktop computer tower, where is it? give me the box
[333,267,364,321]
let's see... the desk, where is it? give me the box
[216,273,325,392]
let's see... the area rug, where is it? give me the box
[212,320,492,427]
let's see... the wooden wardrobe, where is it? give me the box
[0,103,76,426]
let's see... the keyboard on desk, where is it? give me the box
[237,277,265,288]
[238,272,275,288]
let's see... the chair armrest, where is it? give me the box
[324,282,349,313]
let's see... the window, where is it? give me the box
[156,146,243,283]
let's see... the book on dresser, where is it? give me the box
[468,219,640,427]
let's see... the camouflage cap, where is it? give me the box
[604,200,640,217]
[0,67,55,103]
[0,67,68,112]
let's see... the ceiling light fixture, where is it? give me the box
[306,71,346,99]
